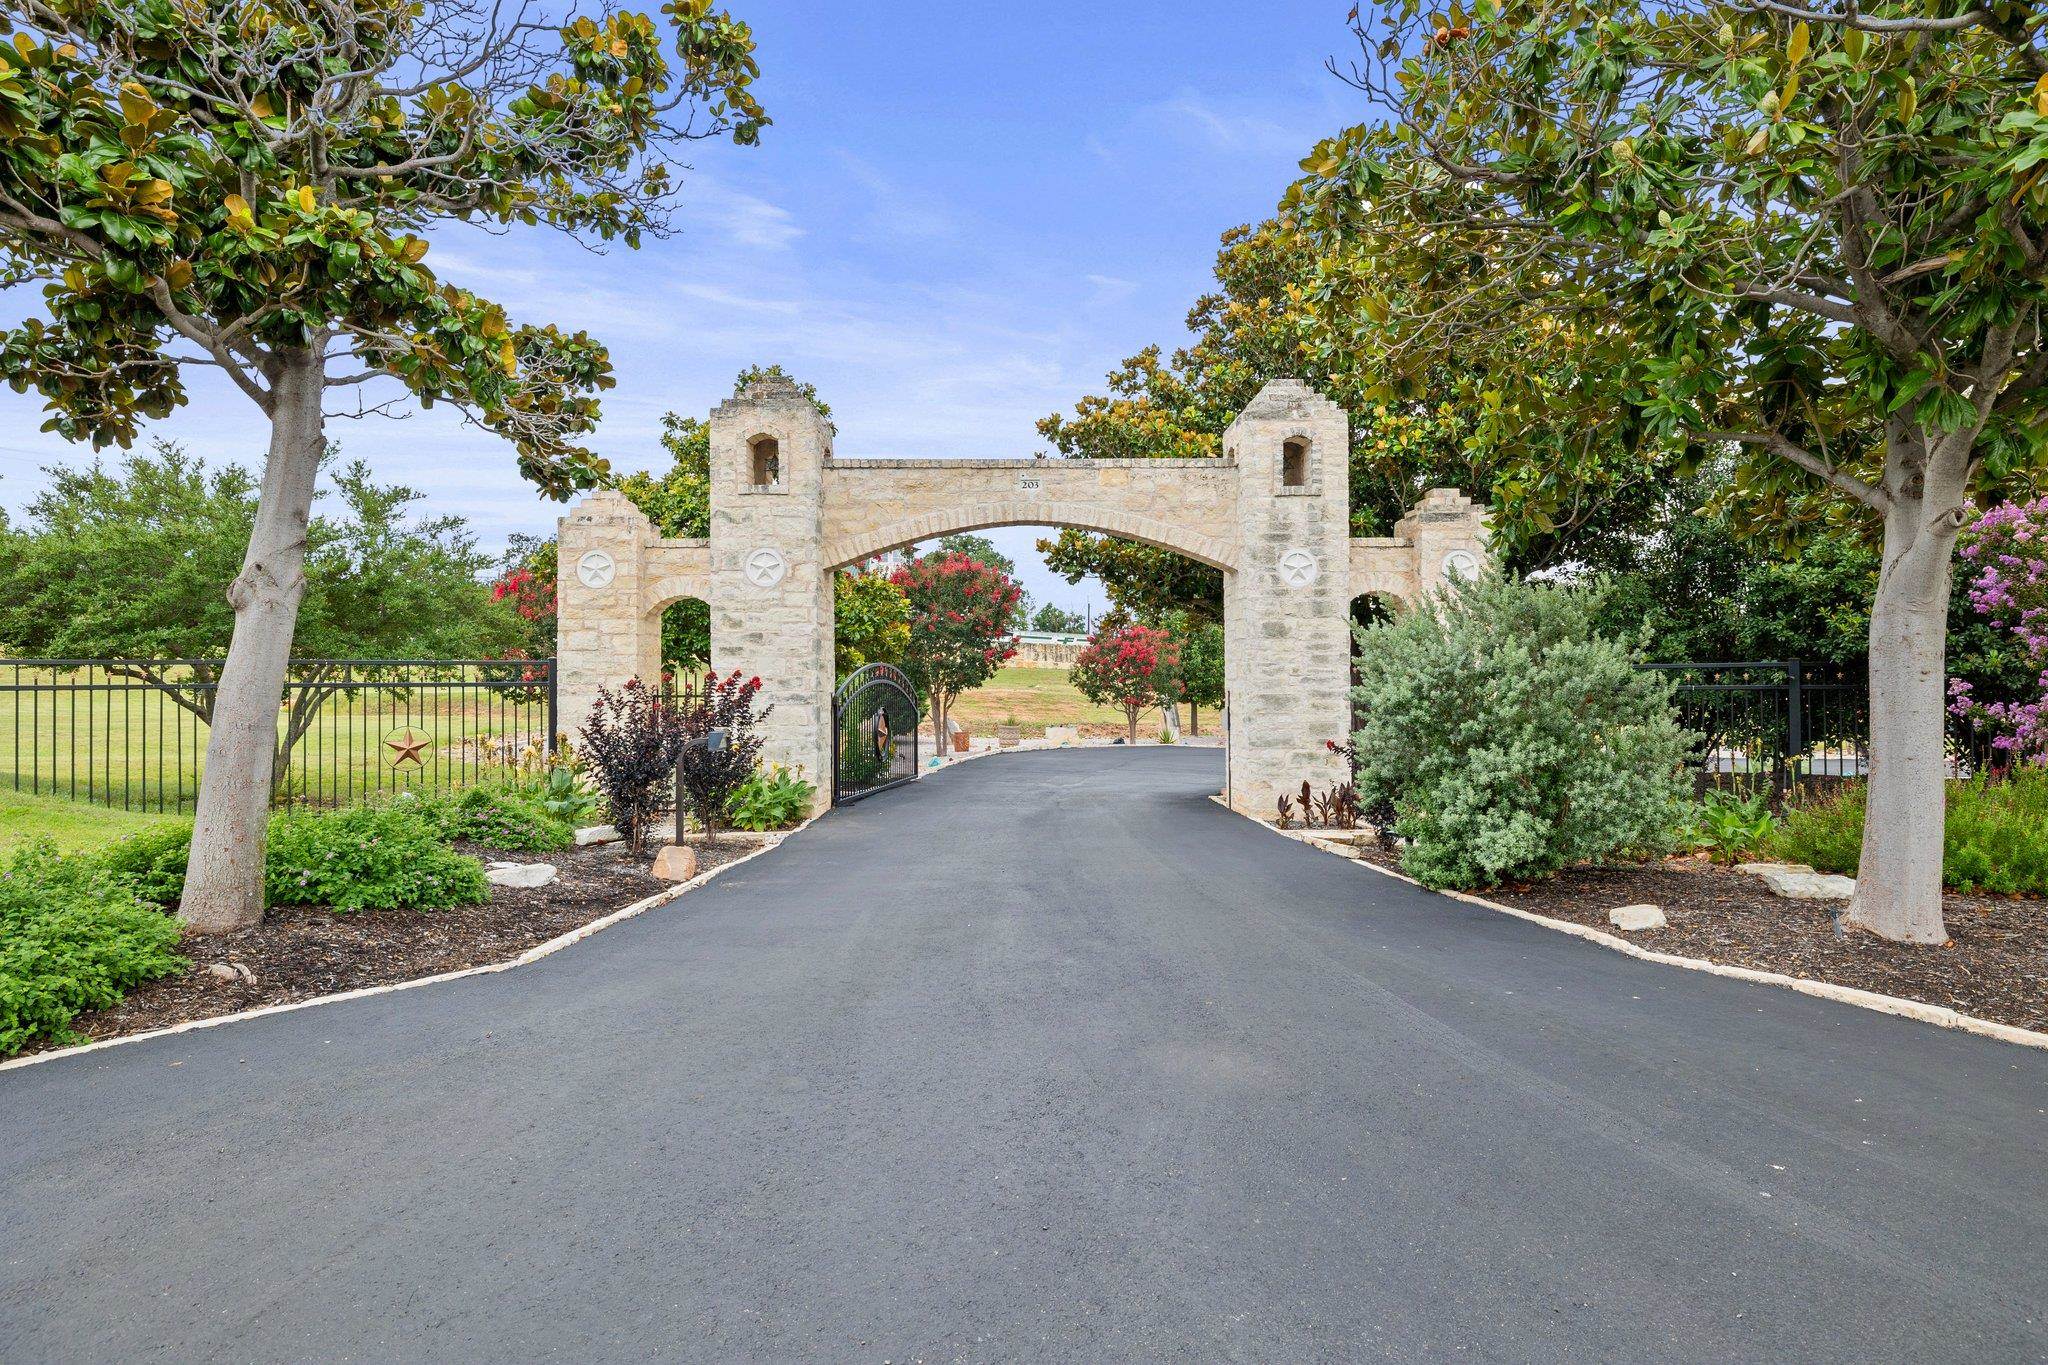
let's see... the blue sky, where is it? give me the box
[0,4,1361,613]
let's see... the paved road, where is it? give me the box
[4,748,2045,1362]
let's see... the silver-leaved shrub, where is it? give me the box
[1351,575,1692,889]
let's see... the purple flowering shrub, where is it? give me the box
[1949,497,2048,764]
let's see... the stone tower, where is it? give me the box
[1222,379,1351,809]
[706,375,836,796]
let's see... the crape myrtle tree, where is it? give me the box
[1070,622,1182,746]
[0,0,767,931]
[891,550,1020,752]
[1298,0,2048,943]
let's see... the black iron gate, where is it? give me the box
[832,663,921,804]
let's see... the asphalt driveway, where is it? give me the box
[3,747,2044,1362]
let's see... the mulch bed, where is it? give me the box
[27,835,769,1058]
[1340,837,2045,1034]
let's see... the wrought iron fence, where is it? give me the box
[1645,660,2003,794]
[1,658,557,813]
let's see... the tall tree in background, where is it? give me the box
[891,551,1019,752]
[1165,610,1224,735]
[1299,0,2048,942]
[0,0,767,931]
[1037,216,1671,622]
[0,440,525,782]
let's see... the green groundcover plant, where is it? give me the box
[1351,575,1693,888]
[265,808,489,911]
[0,846,185,1055]
[409,786,574,854]
[1773,772,2048,897]
[724,765,815,832]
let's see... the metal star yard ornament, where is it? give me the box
[383,727,431,767]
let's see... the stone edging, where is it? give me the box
[1210,796,2048,1053]
[0,817,819,1074]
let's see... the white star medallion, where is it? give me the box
[1442,549,1481,582]
[744,546,788,588]
[575,550,616,589]
[1277,549,1320,588]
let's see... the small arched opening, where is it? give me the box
[748,435,780,488]
[1281,437,1310,488]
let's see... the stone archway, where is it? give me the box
[557,374,1490,815]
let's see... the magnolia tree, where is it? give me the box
[1071,623,1182,746]
[1949,497,2048,762]
[891,550,1019,750]
[1299,0,2048,942]
[0,0,766,930]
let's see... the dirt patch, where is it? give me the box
[1338,838,2046,1034]
[29,835,772,1057]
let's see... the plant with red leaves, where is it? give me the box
[675,669,772,844]
[1071,623,1181,746]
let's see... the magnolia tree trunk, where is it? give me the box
[1847,435,1969,945]
[179,350,325,933]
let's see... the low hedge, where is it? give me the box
[101,804,491,913]
[0,846,185,1055]
[1772,770,2048,896]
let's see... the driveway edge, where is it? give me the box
[0,816,820,1074]
[1212,796,2048,1053]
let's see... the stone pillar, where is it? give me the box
[556,490,661,744]
[1222,380,1351,814]
[1394,487,1493,597]
[707,373,835,806]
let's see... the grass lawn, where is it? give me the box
[0,788,174,856]
[945,665,1211,738]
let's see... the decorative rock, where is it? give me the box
[1736,860,1808,876]
[1608,903,1667,932]
[1757,866,1856,900]
[206,963,238,982]
[574,824,619,846]
[650,844,700,882]
[485,861,559,888]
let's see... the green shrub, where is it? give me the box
[266,806,489,911]
[0,845,185,1056]
[724,765,815,831]
[1773,770,2048,895]
[1351,575,1694,889]
[99,819,197,908]
[410,785,573,852]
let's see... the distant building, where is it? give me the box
[1008,630,1089,668]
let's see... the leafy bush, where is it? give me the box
[0,845,185,1056]
[412,785,572,852]
[676,670,770,841]
[1689,788,1777,863]
[1350,575,1693,888]
[99,819,197,908]
[725,765,815,831]
[265,807,489,911]
[579,679,689,848]
[1772,772,2048,895]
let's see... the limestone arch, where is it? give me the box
[824,500,1237,573]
